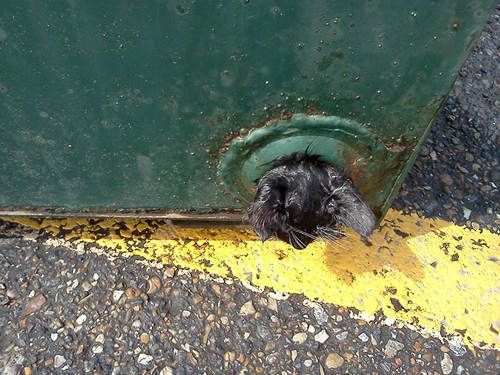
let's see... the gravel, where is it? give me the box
[0,229,499,373]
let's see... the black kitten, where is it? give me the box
[248,153,376,249]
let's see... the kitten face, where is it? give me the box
[248,153,376,249]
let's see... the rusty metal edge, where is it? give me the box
[0,209,246,223]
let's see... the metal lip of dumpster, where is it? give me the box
[0,208,244,222]
[217,113,403,216]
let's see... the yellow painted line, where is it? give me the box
[5,209,499,349]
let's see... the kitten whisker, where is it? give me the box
[315,227,351,250]
[318,234,350,251]
[317,226,345,236]
[287,225,319,240]
[289,230,306,249]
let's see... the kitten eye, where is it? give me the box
[322,195,338,215]
[284,190,300,209]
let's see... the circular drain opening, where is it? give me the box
[218,114,389,204]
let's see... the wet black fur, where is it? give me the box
[248,153,376,249]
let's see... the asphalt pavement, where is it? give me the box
[1,6,499,375]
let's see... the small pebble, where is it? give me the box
[439,173,453,186]
[448,340,466,356]
[292,332,307,344]
[440,353,453,374]
[81,281,93,292]
[240,300,256,316]
[413,341,422,352]
[325,352,344,369]
[314,330,329,344]
[358,332,369,342]
[146,275,162,295]
[384,339,404,358]
[138,353,153,365]
[54,355,66,368]
[423,353,434,361]
[335,331,348,341]
[92,345,103,354]
[112,290,124,302]
[22,294,46,316]
[224,351,236,362]
[6,289,17,299]
[140,333,150,344]
[95,334,105,344]
[343,352,353,361]
[160,367,174,375]
[266,298,278,312]
[76,314,87,325]
[313,306,328,324]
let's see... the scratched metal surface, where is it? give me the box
[0,1,495,213]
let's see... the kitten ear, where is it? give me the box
[248,175,288,241]
[325,183,376,238]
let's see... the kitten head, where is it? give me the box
[248,153,376,249]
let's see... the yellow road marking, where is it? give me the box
[5,209,499,348]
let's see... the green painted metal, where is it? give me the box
[0,1,495,216]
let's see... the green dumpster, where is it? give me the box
[0,1,495,219]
